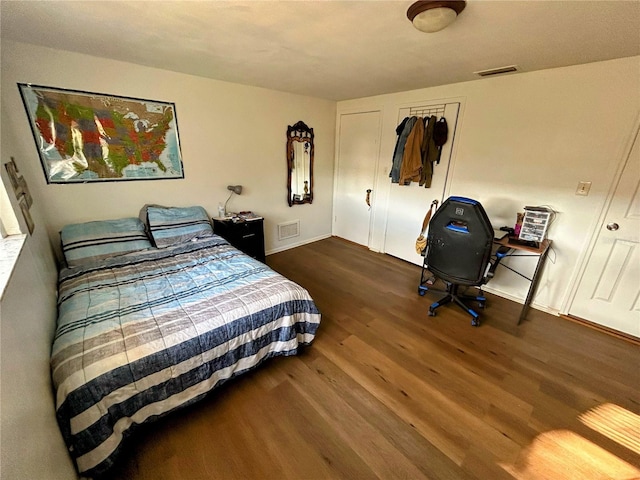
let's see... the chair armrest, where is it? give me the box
[485,246,511,280]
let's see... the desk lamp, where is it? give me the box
[223,185,243,216]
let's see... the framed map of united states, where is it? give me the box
[18,84,184,183]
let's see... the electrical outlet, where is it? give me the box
[576,181,592,196]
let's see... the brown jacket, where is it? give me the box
[399,118,424,185]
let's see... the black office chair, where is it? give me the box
[418,196,502,326]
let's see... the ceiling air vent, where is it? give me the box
[474,65,518,77]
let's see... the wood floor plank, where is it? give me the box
[320,333,523,466]
[108,237,640,480]
[263,379,379,480]
[304,352,471,480]
[274,356,431,480]
[364,317,535,421]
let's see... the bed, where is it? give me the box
[51,207,320,477]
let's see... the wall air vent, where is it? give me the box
[474,65,519,77]
[278,220,300,240]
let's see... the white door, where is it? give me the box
[570,122,640,338]
[333,111,381,246]
[384,103,460,265]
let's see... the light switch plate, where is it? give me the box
[576,181,592,196]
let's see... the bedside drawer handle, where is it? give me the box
[242,233,256,239]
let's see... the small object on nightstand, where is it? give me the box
[213,216,265,262]
[237,211,260,221]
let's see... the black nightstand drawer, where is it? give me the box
[213,218,265,262]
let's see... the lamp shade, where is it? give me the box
[227,185,243,195]
[407,1,466,33]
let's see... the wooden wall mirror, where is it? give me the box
[287,121,314,207]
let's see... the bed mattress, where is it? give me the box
[51,236,320,477]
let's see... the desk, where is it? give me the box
[493,237,552,324]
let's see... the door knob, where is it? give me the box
[606,222,619,231]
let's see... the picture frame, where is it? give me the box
[4,157,22,193]
[4,157,34,235]
[18,197,34,235]
[18,84,184,184]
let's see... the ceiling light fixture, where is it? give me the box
[407,1,466,33]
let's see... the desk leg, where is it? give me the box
[518,246,550,324]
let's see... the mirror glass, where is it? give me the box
[287,121,314,207]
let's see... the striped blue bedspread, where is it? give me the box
[51,236,320,477]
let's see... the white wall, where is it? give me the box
[1,40,336,259]
[337,56,640,314]
[1,84,77,478]
[0,163,77,478]
[0,242,77,480]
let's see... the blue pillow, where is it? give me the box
[61,217,152,267]
[146,206,213,248]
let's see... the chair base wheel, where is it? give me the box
[428,310,436,317]
[471,318,480,327]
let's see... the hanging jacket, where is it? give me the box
[389,116,417,183]
[420,116,438,188]
[433,117,448,165]
[390,117,409,164]
[399,117,425,185]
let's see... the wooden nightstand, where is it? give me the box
[213,217,265,262]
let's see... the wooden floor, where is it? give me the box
[110,237,640,480]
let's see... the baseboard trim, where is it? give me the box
[266,233,332,256]
[559,314,640,345]
[481,285,559,317]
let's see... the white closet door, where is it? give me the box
[570,123,640,337]
[383,103,459,265]
[333,111,381,246]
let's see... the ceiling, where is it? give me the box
[1,1,639,101]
